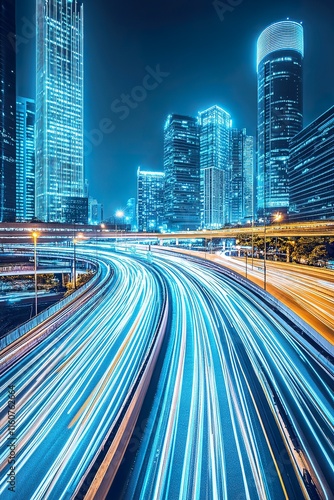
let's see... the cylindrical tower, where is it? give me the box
[257,20,304,219]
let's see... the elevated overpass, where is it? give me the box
[0,220,334,243]
[0,266,72,276]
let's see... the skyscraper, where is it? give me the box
[137,168,165,232]
[230,128,254,224]
[16,97,35,222]
[0,0,16,222]
[88,197,103,225]
[36,0,85,223]
[125,197,136,230]
[257,20,303,219]
[289,106,334,221]
[164,114,200,231]
[199,105,231,229]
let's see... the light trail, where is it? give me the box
[0,247,333,499]
[0,250,165,499]
[120,251,333,500]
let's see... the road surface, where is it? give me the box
[0,247,333,499]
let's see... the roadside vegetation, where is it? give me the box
[235,236,334,267]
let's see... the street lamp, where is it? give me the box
[273,213,282,256]
[115,210,124,245]
[72,233,84,290]
[31,231,40,316]
[96,223,106,261]
[264,220,267,291]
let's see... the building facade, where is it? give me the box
[35,0,86,222]
[137,168,165,232]
[230,128,254,224]
[199,105,231,228]
[289,106,334,221]
[88,197,103,225]
[164,114,200,231]
[125,197,136,230]
[16,97,35,221]
[0,0,16,222]
[257,20,304,219]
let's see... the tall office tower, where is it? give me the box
[257,20,303,220]
[125,197,136,230]
[88,198,103,225]
[16,98,35,222]
[289,106,334,222]
[230,128,254,224]
[243,134,254,221]
[164,114,200,231]
[36,0,86,223]
[0,0,16,222]
[137,168,165,232]
[199,105,231,228]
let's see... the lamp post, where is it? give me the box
[31,232,39,316]
[115,210,124,246]
[273,212,282,258]
[263,221,267,291]
[97,223,105,260]
[251,215,254,270]
[245,251,248,279]
[246,217,255,270]
[73,233,84,290]
[73,238,77,290]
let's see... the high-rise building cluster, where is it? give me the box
[137,107,254,232]
[0,6,333,227]
[136,20,333,232]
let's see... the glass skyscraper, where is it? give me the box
[125,197,136,230]
[289,106,334,221]
[0,0,16,222]
[36,0,85,223]
[230,128,254,224]
[257,20,304,219]
[137,168,165,232]
[164,114,200,231]
[88,197,103,225]
[199,105,231,229]
[16,97,35,222]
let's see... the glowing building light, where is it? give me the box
[35,0,85,223]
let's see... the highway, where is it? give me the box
[117,251,333,500]
[0,251,166,499]
[0,247,333,499]
[156,246,334,345]
[215,252,334,345]
[0,219,334,242]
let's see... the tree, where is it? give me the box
[308,245,327,265]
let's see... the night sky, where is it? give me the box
[16,0,334,218]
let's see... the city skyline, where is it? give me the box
[1,2,334,497]
[15,0,334,217]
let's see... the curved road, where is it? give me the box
[117,250,334,500]
[0,251,165,499]
[0,247,333,499]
